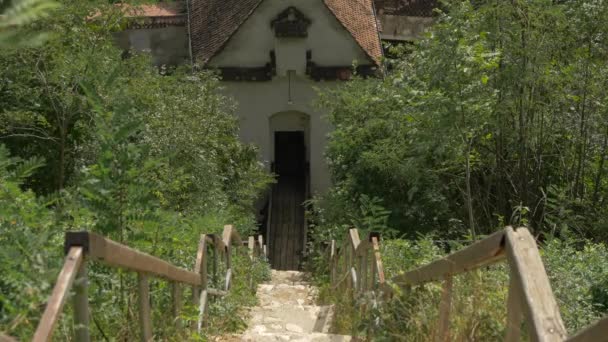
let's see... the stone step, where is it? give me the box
[256,283,317,306]
[241,331,352,341]
[221,270,342,342]
[248,305,334,334]
[269,270,309,285]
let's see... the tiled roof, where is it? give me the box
[189,0,264,65]
[107,3,186,27]
[121,3,185,18]
[189,0,383,66]
[324,0,382,65]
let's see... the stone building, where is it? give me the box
[114,0,437,269]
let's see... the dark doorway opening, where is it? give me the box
[268,131,307,270]
[274,131,306,178]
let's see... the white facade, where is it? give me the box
[114,26,190,66]
[378,14,434,41]
[208,0,375,195]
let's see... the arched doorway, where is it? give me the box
[267,111,310,270]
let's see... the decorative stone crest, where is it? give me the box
[271,7,311,38]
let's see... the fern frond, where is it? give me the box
[0,0,59,28]
[0,0,58,49]
[8,156,44,183]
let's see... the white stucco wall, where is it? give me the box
[210,0,375,195]
[220,76,335,195]
[114,26,190,66]
[379,14,434,41]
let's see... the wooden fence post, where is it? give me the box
[345,240,352,290]
[505,227,567,341]
[137,274,152,342]
[197,290,208,333]
[505,275,523,342]
[349,229,361,292]
[172,282,182,329]
[330,240,336,286]
[212,237,219,289]
[258,235,264,258]
[436,275,453,342]
[32,247,84,342]
[248,236,255,290]
[361,245,368,293]
[72,260,90,342]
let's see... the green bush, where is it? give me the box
[319,0,608,240]
[0,1,272,339]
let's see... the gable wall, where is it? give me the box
[209,0,372,68]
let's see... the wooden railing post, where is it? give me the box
[192,235,205,306]
[33,246,84,342]
[248,234,255,289]
[212,236,219,289]
[197,290,208,333]
[360,244,368,294]
[137,274,152,342]
[505,227,567,341]
[349,229,361,292]
[258,235,264,259]
[223,225,233,271]
[172,282,182,329]
[195,235,209,330]
[371,236,384,291]
[340,240,347,290]
[436,275,453,342]
[330,240,336,286]
[137,273,152,342]
[248,236,255,259]
[505,276,523,342]
[72,260,90,342]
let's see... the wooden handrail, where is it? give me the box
[0,333,17,342]
[327,226,604,342]
[32,225,268,342]
[565,316,608,342]
[64,231,201,286]
[32,247,85,342]
[392,229,505,286]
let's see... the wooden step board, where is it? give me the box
[269,175,306,270]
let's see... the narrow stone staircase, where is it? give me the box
[222,270,351,341]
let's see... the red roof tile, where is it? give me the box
[189,0,263,65]
[324,0,382,65]
[120,3,184,18]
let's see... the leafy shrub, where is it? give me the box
[319,0,608,240]
[0,1,272,339]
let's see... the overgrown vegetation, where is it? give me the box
[318,0,608,240]
[311,0,608,339]
[0,0,271,339]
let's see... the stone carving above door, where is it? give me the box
[271,7,311,38]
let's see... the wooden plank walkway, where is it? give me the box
[269,175,306,270]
